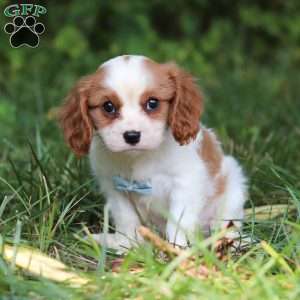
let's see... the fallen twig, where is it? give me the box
[138,226,183,257]
[138,226,221,279]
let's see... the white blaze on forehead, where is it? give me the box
[94,55,167,152]
[100,55,154,104]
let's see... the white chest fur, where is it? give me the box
[89,130,207,202]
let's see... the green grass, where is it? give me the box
[0,61,299,300]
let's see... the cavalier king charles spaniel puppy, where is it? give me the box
[59,55,247,252]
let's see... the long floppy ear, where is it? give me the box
[59,75,95,157]
[166,63,203,145]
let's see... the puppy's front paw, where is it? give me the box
[168,232,189,248]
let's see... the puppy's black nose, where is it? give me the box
[123,131,141,145]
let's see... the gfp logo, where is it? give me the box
[3,4,47,48]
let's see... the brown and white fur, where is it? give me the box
[59,55,247,252]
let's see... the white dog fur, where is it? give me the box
[60,55,247,252]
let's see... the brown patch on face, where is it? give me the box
[139,90,170,121]
[59,67,116,156]
[88,91,122,129]
[141,59,176,122]
[142,59,203,144]
[199,128,223,178]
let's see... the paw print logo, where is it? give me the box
[4,16,45,48]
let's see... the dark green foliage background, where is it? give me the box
[0,1,300,299]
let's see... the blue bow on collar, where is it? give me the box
[112,175,152,196]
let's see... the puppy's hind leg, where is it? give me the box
[214,156,248,240]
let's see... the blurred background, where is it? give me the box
[0,0,299,221]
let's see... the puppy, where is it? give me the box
[59,55,247,252]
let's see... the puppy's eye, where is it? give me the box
[102,101,116,114]
[145,98,159,111]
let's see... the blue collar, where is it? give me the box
[112,175,152,196]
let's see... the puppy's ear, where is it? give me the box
[166,63,203,145]
[59,74,95,157]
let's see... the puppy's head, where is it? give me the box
[59,55,203,156]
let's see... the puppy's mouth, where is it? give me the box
[121,149,145,156]
[121,146,149,153]
[103,141,150,153]
[105,146,150,158]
